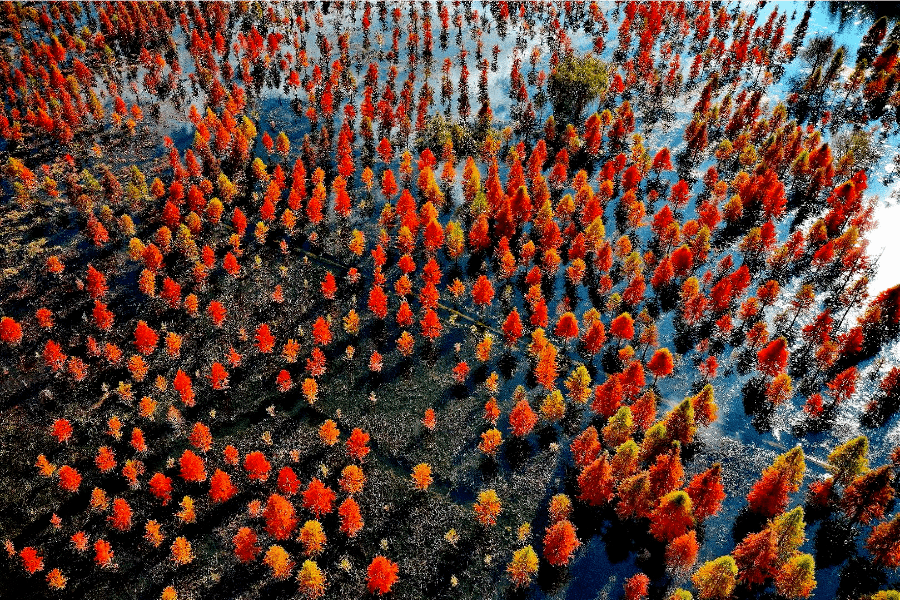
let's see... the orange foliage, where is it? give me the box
[339,497,364,537]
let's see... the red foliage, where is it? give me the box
[592,375,623,418]
[20,546,43,574]
[312,316,332,346]
[149,472,173,505]
[51,419,73,443]
[347,428,371,461]
[86,264,108,299]
[543,520,580,566]
[554,312,579,340]
[581,318,606,354]
[732,529,777,586]
[179,450,207,482]
[472,275,495,307]
[827,366,858,404]
[649,491,694,542]
[339,497,364,537]
[244,451,271,481]
[570,426,602,468]
[255,323,275,353]
[685,463,725,521]
[368,286,388,319]
[57,465,81,492]
[94,539,114,568]
[277,466,301,496]
[578,454,614,506]
[108,497,132,531]
[420,309,443,341]
[133,321,158,355]
[264,493,298,540]
[666,530,699,572]
[207,300,226,327]
[509,399,538,437]
[867,515,900,568]
[648,448,684,498]
[367,555,399,594]
[303,478,336,518]
[746,468,791,517]
[610,313,635,342]
[757,337,788,377]
[624,573,650,600]
[43,340,66,371]
[233,527,262,563]
[210,469,237,503]
[0,316,23,345]
[646,348,674,380]
[321,272,337,299]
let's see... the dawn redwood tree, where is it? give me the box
[255,324,275,353]
[233,527,261,563]
[686,463,726,522]
[298,520,327,556]
[603,406,635,447]
[474,489,502,526]
[411,463,433,491]
[650,491,694,542]
[420,309,443,341]
[263,494,297,540]
[298,559,327,599]
[149,473,173,505]
[757,337,789,377]
[264,545,293,579]
[509,399,538,437]
[841,466,894,524]
[339,465,366,496]
[367,556,399,594]
[647,347,674,384]
[624,573,650,600]
[666,530,699,573]
[692,556,738,600]
[277,467,301,496]
[133,321,158,355]
[179,450,206,483]
[774,553,817,599]
[610,312,635,346]
[732,528,777,586]
[347,428,371,461]
[543,520,580,566]
[689,384,718,427]
[554,312,579,343]
[0,316,22,345]
[108,498,132,531]
[828,435,869,484]
[501,310,524,347]
[303,479,336,518]
[570,426,602,468]
[338,497,364,537]
[209,469,237,503]
[244,451,271,481]
[867,514,900,568]
[747,447,806,517]
[582,318,607,355]
[578,454,614,506]
[615,468,654,519]
[507,545,539,587]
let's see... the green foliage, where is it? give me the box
[547,53,609,127]
[416,113,483,157]
[827,435,869,484]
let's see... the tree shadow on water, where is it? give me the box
[814,517,859,569]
